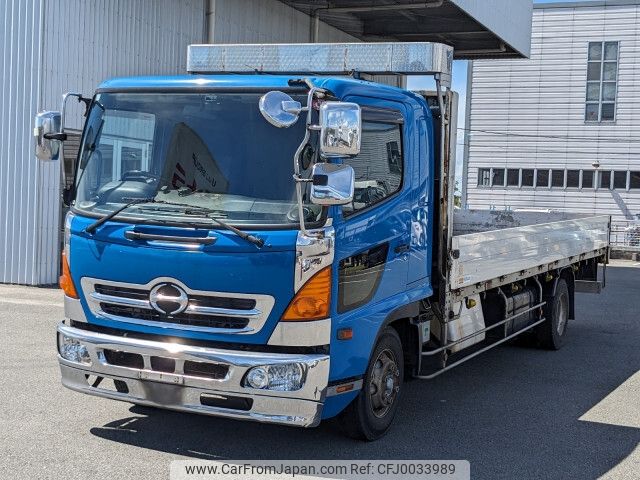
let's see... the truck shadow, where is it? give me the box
[90,266,640,480]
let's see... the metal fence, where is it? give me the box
[611,221,640,250]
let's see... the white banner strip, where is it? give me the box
[170,460,470,480]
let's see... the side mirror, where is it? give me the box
[259,91,302,128]
[319,102,361,157]
[33,111,62,161]
[310,163,355,206]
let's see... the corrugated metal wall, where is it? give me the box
[0,0,205,285]
[464,2,640,221]
[0,0,44,285]
[2,0,365,285]
[208,0,357,43]
[41,0,205,126]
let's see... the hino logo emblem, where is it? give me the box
[149,283,189,316]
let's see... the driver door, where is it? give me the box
[332,99,411,316]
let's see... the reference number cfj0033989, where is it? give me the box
[171,460,471,480]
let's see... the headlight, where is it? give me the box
[244,363,304,391]
[58,333,91,365]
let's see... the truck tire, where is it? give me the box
[536,278,570,350]
[337,327,403,441]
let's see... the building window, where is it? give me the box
[343,121,403,215]
[567,170,580,188]
[613,171,628,190]
[537,169,549,188]
[551,169,565,188]
[507,168,520,187]
[471,168,634,190]
[598,170,612,189]
[478,168,491,187]
[522,169,534,187]
[585,41,619,122]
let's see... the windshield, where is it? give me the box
[73,92,321,227]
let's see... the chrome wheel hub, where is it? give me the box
[369,349,400,418]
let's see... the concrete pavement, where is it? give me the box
[1,262,638,479]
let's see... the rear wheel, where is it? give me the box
[337,327,403,441]
[536,278,570,350]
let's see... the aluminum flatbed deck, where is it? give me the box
[449,213,610,298]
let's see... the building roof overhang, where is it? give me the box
[278,0,532,59]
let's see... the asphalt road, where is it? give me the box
[1,262,639,480]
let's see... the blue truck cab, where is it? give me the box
[35,43,608,440]
[56,72,435,436]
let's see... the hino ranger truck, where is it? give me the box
[35,42,610,440]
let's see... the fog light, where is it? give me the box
[58,334,91,365]
[246,367,269,389]
[244,363,304,391]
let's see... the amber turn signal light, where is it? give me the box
[337,327,353,340]
[282,267,331,321]
[59,251,79,299]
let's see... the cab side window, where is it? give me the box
[342,120,403,216]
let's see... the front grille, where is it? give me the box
[95,284,148,300]
[84,277,274,334]
[95,284,256,310]
[100,303,251,329]
[189,295,256,310]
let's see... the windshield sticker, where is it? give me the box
[162,122,229,193]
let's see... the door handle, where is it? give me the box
[125,231,216,245]
[394,244,410,254]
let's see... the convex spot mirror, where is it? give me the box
[34,111,62,161]
[310,163,355,206]
[319,102,361,157]
[259,91,302,128]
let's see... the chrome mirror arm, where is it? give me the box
[292,83,326,238]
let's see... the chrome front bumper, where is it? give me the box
[57,323,329,427]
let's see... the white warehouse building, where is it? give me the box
[463,0,640,224]
[1,0,531,285]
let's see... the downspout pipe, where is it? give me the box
[312,10,320,42]
[205,0,215,43]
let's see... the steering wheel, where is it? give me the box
[120,170,159,183]
[287,205,318,223]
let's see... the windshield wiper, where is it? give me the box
[84,198,265,248]
[85,197,156,234]
[182,206,265,248]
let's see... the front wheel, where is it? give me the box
[337,327,404,441]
